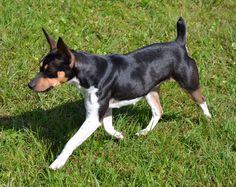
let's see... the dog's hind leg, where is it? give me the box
[103,108,124,139]
[188,88,211,118]
[173,57,211,118]
[136,88,163,136]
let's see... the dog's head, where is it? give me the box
[28,29,76,92]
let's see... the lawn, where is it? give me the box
[0,0,236,186]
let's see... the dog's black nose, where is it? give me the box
[28,83,33,89]
[28,81,35,89]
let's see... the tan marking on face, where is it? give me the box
[40,62,43,67]
[34,77,61,92]
[57,71,65,78]
[57,71,68,83]
[33,71,68,92]
[44,64,48,70]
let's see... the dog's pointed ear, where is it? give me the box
[57,37,75,68]
[42,28,57,50]
[57,37,70,57]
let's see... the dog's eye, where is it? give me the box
[47,73,57,78]
[45,70,57,78]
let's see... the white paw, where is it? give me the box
[136,129,149,136]
[49,157,67,170]
[205,112,212,118]
[114,132,124,139]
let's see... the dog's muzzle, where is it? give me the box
[28,73,42,89]
[28,73,52,92]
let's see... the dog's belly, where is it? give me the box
[109,97,142,108]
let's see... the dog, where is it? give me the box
[28,17,211,170]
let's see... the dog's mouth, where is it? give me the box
[28,82,53,93]
[34,86,53,93]
[28,74,55,93]
[32,86,53,93]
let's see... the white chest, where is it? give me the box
[69,78,142,109]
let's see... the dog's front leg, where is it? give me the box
[49,87,102,170]
[49,118,101,170]
[103,108,124,139]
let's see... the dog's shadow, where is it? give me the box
[0,99,181,156]
[0,101,87,154]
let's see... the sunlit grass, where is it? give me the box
[0,0,235,186]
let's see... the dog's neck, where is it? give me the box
[70,51,106,89]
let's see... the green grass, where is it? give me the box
[0,0,236,186]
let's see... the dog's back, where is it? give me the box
[107,17,190,100]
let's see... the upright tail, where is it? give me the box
[176,17,186,46]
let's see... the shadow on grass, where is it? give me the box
[0,101,86,154]
[0,100,183,155]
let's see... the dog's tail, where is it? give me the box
[176,17,186,46]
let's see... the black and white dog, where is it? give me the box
[28,17,211,170]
